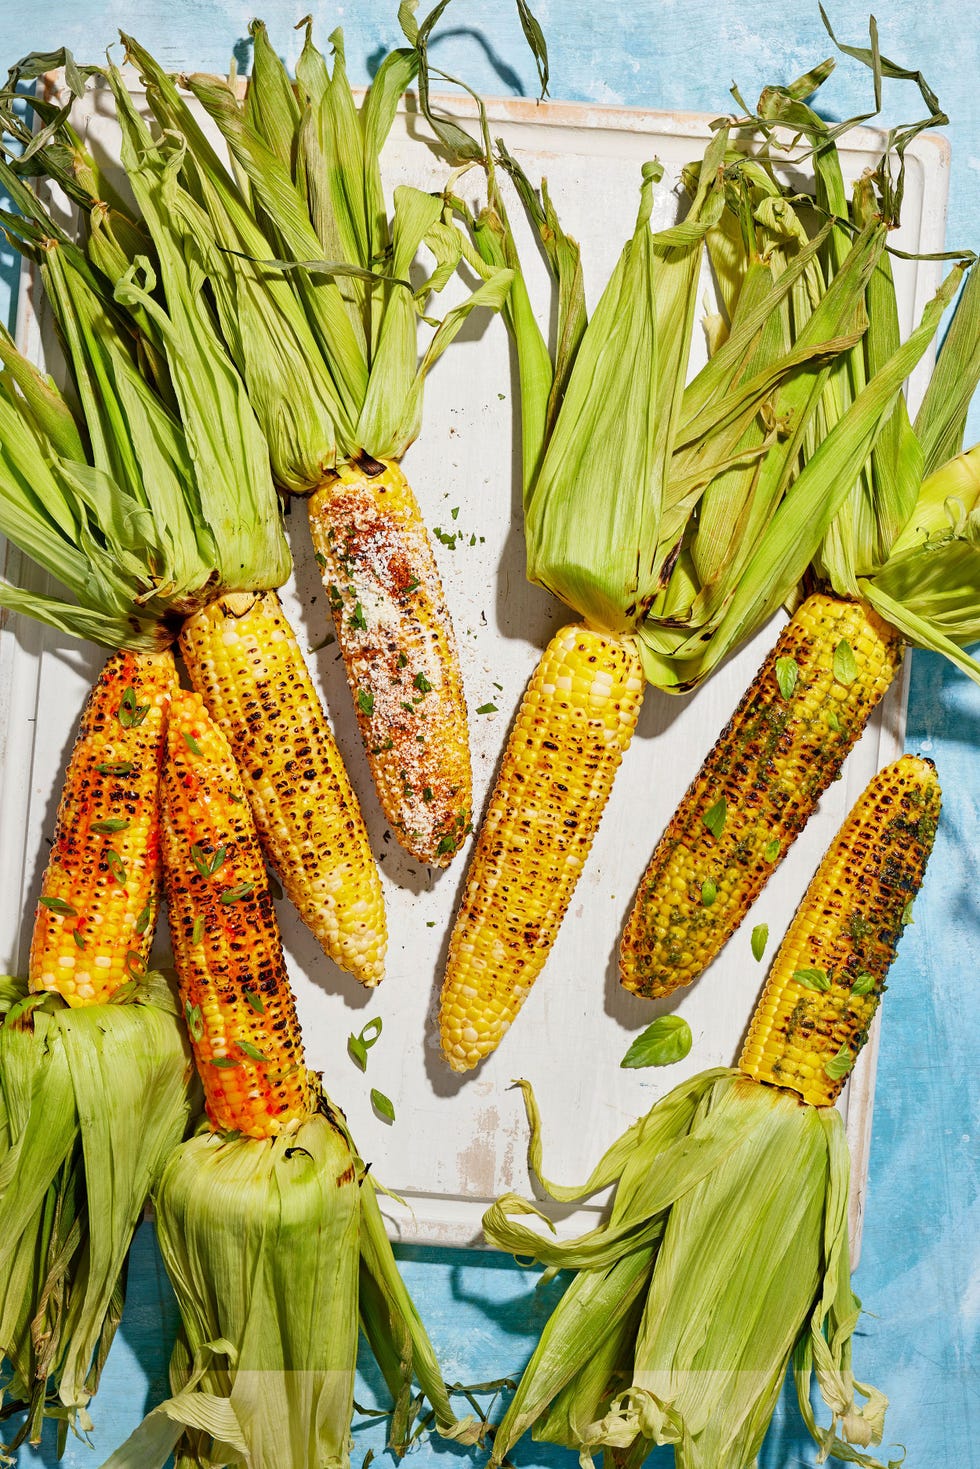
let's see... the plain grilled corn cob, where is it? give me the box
[29,648,176,1007]
[740,753,940,1105]
[179,588,387,986]
[160,688,313,1138]
[620,594,904,999]
[439,623,645,1072]
[308,458,472,867]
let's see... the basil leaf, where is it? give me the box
[824,1045,855,1081]
[763,837,781,862]
[750,923,769,962]
[833,639,858,685]
[620,1016,693,1070]
[371,1088,396,1123]
[775,656,799,700]
[702,796,727,839]
[793,966,830,991]
[850,971,876,995]
[701,879,717,907]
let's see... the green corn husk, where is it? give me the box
[0,974,196,1460]
[484,1073,898,1469]
[98,1097,479,1469]
[408,7,960,690]
[0,151,290,648]
[111,17,514,492]
[645,46,980,694]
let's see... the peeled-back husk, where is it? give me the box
[483,1071,901,1469]
[99,1100,478,1469]
[0,974,195,1460]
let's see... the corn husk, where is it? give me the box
[111,21,513,492]
[647,54,980,693]
[97,1097,478,1469]
[408,13,953,675]
[0,973,195,1460]
[484,1073,899,1469]
[0,146,290,648]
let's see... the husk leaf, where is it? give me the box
[0,977,195,1456]
[484,1072,896,1469]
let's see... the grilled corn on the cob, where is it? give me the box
[620,594,904,999]
[484,757,940,1469]
[160,688,313,1139]
[740,753,940,1104]
[308,458,472,866]
[179,590,387,986]
[440,624,644,1072]
[29,648,176,1007]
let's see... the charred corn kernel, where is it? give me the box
[161,689,313,1138]
[29,648,175,1006]
[180,589,386,987]
[440,623,644,1072]
[308,457,472,866]
[620,594,904,1000]
[739,755,940,1106]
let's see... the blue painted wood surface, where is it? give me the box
[0,4,977,1466]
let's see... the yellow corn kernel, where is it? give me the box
[620,594,904,1000]
[161,688,313,1139]
[440,623,644,1072]
[29,648,176,1006]
[308,457,472,866]
[739,755,940,1106]
[180,590,386,987]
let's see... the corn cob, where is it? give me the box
[28,648,176,1007]
[440,623,645,1072]
[179,589,387,987]
[160,688,313,1138]
[620,594,905,1000]
[740,754,940,1106]
[308,458,473,867]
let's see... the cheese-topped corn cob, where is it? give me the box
[740,753,940,1105]
[179,590,387,985]
[29,648,176,1007]
[308,458,472,866]
[440,624,644,1072]
[160,689,313,1138]
[620,594,904,999]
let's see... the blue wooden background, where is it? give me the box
[0,3,977,1466]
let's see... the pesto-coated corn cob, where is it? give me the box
[620,594,904,1000]
[161,688,314,1138]
[440,624,645,1072]
[29,648,176,1007]
[179,589,387,987]
[740,754,940,1106]
[308,458,472,867]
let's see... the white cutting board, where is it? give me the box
[0,79,949,1260]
